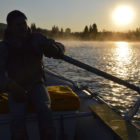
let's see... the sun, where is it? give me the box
[112,5,134,25]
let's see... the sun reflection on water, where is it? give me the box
[104,41,135,114]
[112,41,133,79]
[115,42,132,63]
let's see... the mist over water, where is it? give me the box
[44,40,140,118]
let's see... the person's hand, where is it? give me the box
[7,80,28,102]
[43,40,65,58]
[52,42,65,59]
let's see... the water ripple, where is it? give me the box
[45,41,140,118]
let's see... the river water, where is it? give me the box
[44,40,140,119]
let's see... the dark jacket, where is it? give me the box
[0,33,64,89]
[0,42,9,90]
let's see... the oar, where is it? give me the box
[61,55,140,93]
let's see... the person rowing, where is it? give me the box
[0,10,65,140]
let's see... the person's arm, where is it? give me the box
[35,33,65,58]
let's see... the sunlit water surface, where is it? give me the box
[44,41,140,119]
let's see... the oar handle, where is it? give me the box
[61,55,140,93]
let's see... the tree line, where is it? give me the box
[0,22,140,41]
[30,23,140,41]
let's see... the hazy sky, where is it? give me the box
[0,0,140,32]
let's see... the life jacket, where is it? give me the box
[5,35,45,87]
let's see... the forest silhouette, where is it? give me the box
[0,22,140,41]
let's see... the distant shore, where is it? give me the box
[1,22,140,42]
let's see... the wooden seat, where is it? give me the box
[89,104,140,140]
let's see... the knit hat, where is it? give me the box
[7,10,27,25]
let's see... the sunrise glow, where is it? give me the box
[112,5,135,25]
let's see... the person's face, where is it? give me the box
[10,17,28,39]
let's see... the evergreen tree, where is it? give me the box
[92,23,98,35]
[82,25,89,39]
[51,25,59,34]
[30,23,37,32]
[84,26,89,34]
[89,23,98,39]
[89,25,92,33]
[60,28,64,33]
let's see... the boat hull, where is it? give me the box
[0,69,139,140]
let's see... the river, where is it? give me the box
[44,40,140,119]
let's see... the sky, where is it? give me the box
[0,0,140,32]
